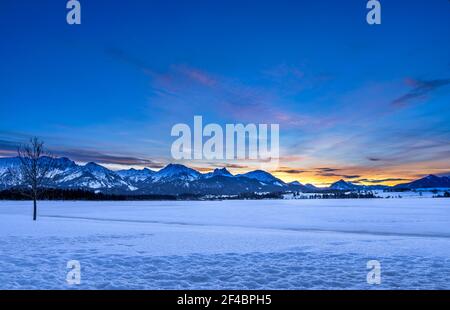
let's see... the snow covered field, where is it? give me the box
[0,199,449,289]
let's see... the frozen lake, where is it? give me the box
[0,199,449,289]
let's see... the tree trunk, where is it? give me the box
[33,197,37,221]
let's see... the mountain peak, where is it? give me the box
[238,170,286,186]
[395,174,450,189]
[165,163,187,169]
[154,163,201,182]
[116,167,155,182]
[305,183,318,189]
[330,179,358,190]
[161,163,192,172]
[289,181,302,186]
[425,174,439,179]
[213,168,233,177]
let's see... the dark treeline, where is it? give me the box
[232,192,285,200]
[0,188,284,201]
[0,188,382,201]
[435,191,450,198]
[0,188,177,201]
[306,192,377,199]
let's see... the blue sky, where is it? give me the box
[1,0,449,185]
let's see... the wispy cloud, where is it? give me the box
[215,163,249,169]
[107,48,335,129]
[0,136,165,168]
[0,149,17,157]
[0,139,19,152]
[191,166,214,173]
[391,78,450,107]
[367,157,382,162]
[273,168,307,174]
[318,172,361,179]
[105,48,155,76]
[315,167,341,173]
[355,178,410,184]
[55,149,165,168]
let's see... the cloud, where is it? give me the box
[177,65,218,88]
[391,78,450,107]
[209,163,249,169]
[106,50,333,129]
[356,178,410,184]
[192,167,214,173]
[310,167,360,179]
[316,167,341,172]
[0,136,165,168]
[366,138,450,166]
[105,48,155,76]
[221,164,249,169]
[0,139,19,152]
[367,157,382,162]
[57,149,165,168]
[0,149,17,157]
[341,175,360,179]
[436,172,450,177]
[319,173,361,179]
[170,65,294,124]
[273,168,307,174]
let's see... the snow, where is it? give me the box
[373,190,447,199]
[238,170,285,185]
[127,185,138,191]
[117,168,155,183]
[151,164,201,182]
[204,168,233,178]
[0,198,449,289]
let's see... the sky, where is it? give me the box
[0,0,449,186]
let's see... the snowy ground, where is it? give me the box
[0,199,449,289]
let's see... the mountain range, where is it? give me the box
[0,156,449,196]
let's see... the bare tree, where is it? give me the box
[13,137,55,221]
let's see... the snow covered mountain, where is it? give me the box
[305,183,320,190]
[237,170,286,187]
[0,157,22,190]
[328,179,388,191]
[0,156,295,195]
[204,168,233,178]
[394,175,450,190]
[289,181,302,186]
[152,164,202,183]
[2,156,442,196]
[329,179,360,191]
[0,157,133,192]
[116,168,155,188]
[54,162,133,191]
[0,157,78,190]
